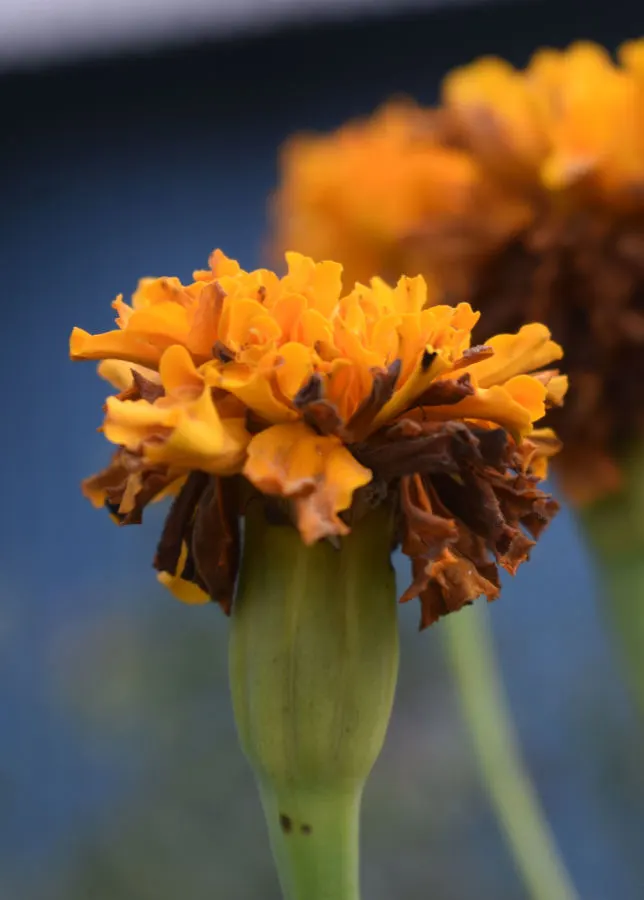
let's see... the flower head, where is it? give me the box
[274,101,531,300]
[71,250,564,627]
[274,40,644,505]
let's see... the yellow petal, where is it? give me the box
[521,426,563,479]
[243,422,372,543]
[70,326,165,369]
[503,374,547,423]
[460,323,562,388]
[97,359,160,391]
[104,388,249,474]
[132,276,192,310]
[271,293,308,340]
[192,248,242,282]
[371,350,450,430]
[422,380,544,441]
[158,344,203,396]
[392,275,428,315]
[620,39,644,79]
[126,303,190,342]
[243,422,325,496]
[186,281,226,360]
[284,253,343,317]
[443,56,549,176]
[274,342,316,400]
[157,542,210,605]
[215,363,299,423]
[325,358,374,423]
[294,307,335,348]
[146,394,248,474]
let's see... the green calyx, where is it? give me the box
[229,499,399,900]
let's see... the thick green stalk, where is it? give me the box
[579,448,644,715]
[229,500,399,900]
[444,602,578,900]
[258,783,361,900]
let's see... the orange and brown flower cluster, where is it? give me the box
[274,40,644,504]
[70,251,565,628]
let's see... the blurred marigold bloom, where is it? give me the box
[274,40,644,505]
[70,250,564,628]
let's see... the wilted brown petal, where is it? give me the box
[393,415,557,625]
[455,212,644,502]
[82,447,175,525]
[191,476,241,614]
[344,359,402,441]
[412,372,474,407]
[131,370,165,403]
[400,474,458,560]
[416,549,500,630]
[154,471,209,576]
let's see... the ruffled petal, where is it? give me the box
[243,422,372,543]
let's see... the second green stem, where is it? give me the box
[443,602,578,900]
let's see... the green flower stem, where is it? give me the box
[443,602,578,900]
[258,782,361,900]
[579,448,644,716]
[229,500,399,900]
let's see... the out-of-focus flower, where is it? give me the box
[70,250,564,628]
[274,40,644,505]
[274,101,531,301]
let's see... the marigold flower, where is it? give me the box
[274,101,531,300]
[274,40,644,505]
[70,250,564,627]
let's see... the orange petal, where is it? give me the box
[104,387,249,474]
[443,56,549,177]
[243,422,372,543]
[421,380,543,441]
[284,253,343,318]
[620,39,644,79]
[157,541,210,605]
[459,323,562,388]
[70,326,165,369]
[274,342,316,400]
[186,281,226,360]
[214,362,299,423]
[371,350,450,430]
[158,344,204,397]
[97,359,161,391]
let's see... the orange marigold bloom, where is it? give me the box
[274,40,644,505]
[273,100,531,300]
[70,250,565,628]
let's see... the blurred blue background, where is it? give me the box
[3,0,644,896]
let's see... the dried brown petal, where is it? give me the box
[344,360,402,441]
[416,549,500,630]
[412,372,474,407]
[131,370,165,403]
[191,477,240,614]
[82,447,175,525]
[400,474,458,561]
[154,471,209,576]
[453,211,644,501]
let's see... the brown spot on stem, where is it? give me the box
[300,824,312,835]
[279,814,293,834]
